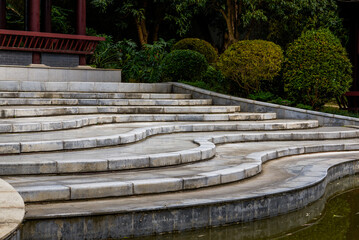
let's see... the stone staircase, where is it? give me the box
[1,80,359,240]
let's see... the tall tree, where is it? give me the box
[205,0,267,48]
[91,0,203,46]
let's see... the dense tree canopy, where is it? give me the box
[4,0,347,50]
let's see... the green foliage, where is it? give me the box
[161,50,209,82]
[183,66,228,93]
[321,107,359,118]
[270,97,293,106]
[51,5,74,34]
[172,38,218,63]
[217,40,283,96]
[295,103,313,110]
[119,39,174,82]
[248,91,275,102]
[266,0,345,47]
[90,35,121,69]
[91,37,174,83]
[284,29,352,110]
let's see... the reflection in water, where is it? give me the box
[130,175,359,240]
[278,188,359,240]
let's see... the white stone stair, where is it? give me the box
[1,80,359,240]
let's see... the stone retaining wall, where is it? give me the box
[172,82,359,126]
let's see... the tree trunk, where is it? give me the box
[220,0,242,49]
[135,0,149,47]
[135,18,148,46]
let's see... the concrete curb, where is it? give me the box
[0,120,316,156]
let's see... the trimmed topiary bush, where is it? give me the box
[172,38,218,63]
[284,29,352,110]
[217,40,283,96]
[161,50,209,82]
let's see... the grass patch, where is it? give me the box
[320,107,359,118]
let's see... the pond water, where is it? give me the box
[131,175,359,240]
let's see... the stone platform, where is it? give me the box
[1,80,359,240]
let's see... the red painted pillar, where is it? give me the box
[0,0,6,29]
[41,0,52,32]
[77,0,86,65]
[29,0,41,64]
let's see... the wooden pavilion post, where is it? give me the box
[29,0,41,64]
[77,0,87,65]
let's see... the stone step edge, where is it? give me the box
[0,113,277,133]
[0,105,241,118]
[0,92,193,99]
[0,120,315,155]
[21,154,359,240]
[15,140,359,203]
[0,98,212,106]
[0,81,172,93]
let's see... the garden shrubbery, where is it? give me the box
[180,66,228,94]
[91,38,174,83]
[283,28,352,110]
[217,40,283,97]
[172,38,218,63]
[161,49,209,82]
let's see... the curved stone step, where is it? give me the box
[0,120,319,155]
[0,105,241,118]
[0,113,278,133]
[0,120,323,175]
[0,92,192,99]
[0,98,212,106]
[0,179,25,240]
[20,150,359,239]
[5,138,359,203]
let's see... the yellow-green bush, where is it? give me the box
[172,38,218,63]
[284,29,352,110]
[217,40,283,96]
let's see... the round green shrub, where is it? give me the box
[284,28,352,110]
[161,50,209,82]
[172,38,218,63]
[217,40,283,96]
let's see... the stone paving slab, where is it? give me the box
[0,92,192,99]
[0,98,212,106]
[0,105,241,118]
[0,113,279,133]
[5,137,359,202]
